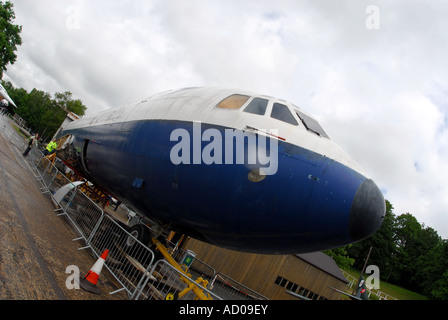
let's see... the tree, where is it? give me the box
[323,246,354,270]
[0,1,22,79]
[393,213,422,288]
[54,91,86,116]
[331,198,448,299]
[415,239,448,299]
[1,80,87,141]
[430,241,448,300]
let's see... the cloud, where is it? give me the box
[4,0,448,237]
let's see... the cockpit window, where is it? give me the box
[243,97,269,115]
[270,103,298,126]
[217,94,250,109]
[295,109,330,139]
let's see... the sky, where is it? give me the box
[3,0,448,238]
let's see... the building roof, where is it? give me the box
[295,252,349,284]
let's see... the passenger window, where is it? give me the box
[270,103,298,125]
[217,94,250,109]
[243,98,268,115]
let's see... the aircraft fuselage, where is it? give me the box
[57,87,385,254]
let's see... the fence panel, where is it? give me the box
[341,270,398,300]
[33,155,56,190]
[134,259,222,300]
[86,215,156,297]
[24,151,156,298]
[24,147,46,179]
[209,273,268,300]
[172,248,216,283]
[62,187,104,243]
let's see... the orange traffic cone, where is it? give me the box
[80,249,109,295]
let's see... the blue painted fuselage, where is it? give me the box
[61,119,373,254]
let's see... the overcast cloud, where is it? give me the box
[3,0,448,238]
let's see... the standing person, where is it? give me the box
[23,133,39,157]
[43,139,58,156]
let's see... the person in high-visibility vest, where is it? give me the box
[43,140,58,156]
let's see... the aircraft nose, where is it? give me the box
[348,179,385,242]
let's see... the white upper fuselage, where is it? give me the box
[0,84,17,108]
[66,87,367,177]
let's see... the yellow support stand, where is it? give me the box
[152,238,213,300]
[46,152,56,164]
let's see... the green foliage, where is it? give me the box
[1,80,87,141]
[54,91,87,116]
[431,269,448,300]
[323,247,354,270]
[0,1,22,78]
[327,199,448,300]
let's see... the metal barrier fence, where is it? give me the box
[171,248,267,300]
[341,270,398,300]
[209,273,269,300]
[172,247,217,282]
[23,148,103,246]
[134,259,222,300]
[23,149,156,298]
[21,146,220,300]
[85,214,155,297]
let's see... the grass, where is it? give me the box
[343,267,428,300]
[11,123,28,138]
[378,280,427,300]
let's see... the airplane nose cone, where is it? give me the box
[348,179,385,242]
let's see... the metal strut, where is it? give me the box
[151,238,213,300]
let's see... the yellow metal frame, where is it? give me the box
[152,238,212,300]
[46,152,56,163]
